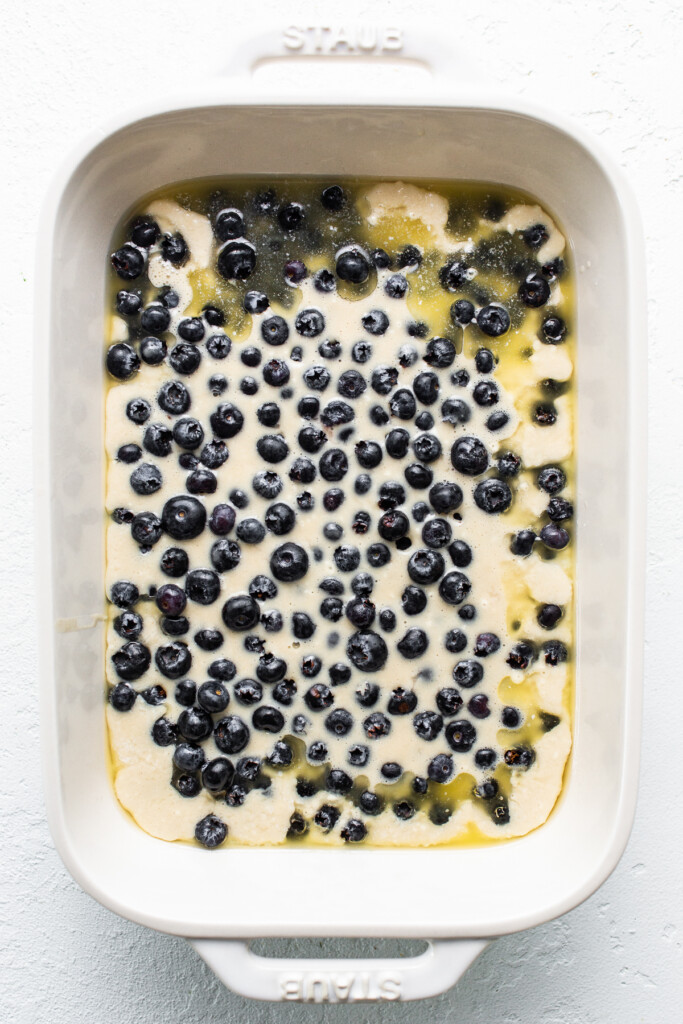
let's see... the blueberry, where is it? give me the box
[375,511,408,544]
[345,597,376,629]
[333,545,360,573]
[106,343,140,380]
[130,510,162,546]
[439,571,472,606]
[444,719,476,752]
[323,489,345,512]
[468,693,491,719]
[171,417,204,451]
[214,715,250,754]
[538,603,563,629]
[544,639,568,665]
[407,549,445,585]
[221,594,260,632]
[306,740,328,763]
[268,741,293,767]
[325,769,353,796]
[321,184,345,210]
[336,248,370,283]
[439,259,468,291]
[127,216,159,248]
[411,501,428,524]
[239,376,259,395]
[140,303,171,334]
[174,739,208,770]
[201,756,235,793]
[289,458,316,485]
[256,654,287,684]
[413,711,443,741]
[397,628,428,660]
[159,495,205,541]
[387,688,418,715]
[233,678,263,705]
[540,524,570,549]
[423,340,456,372]
[404,464,433,489]
[380,430,409,464]
[250,471,281,502]
[401,585,426,615]
[319,339,341,359]
[113,611,142,640]
[142,423,172,458]
[155,641,191,680]
[202,305,226,327]
[533,403,557,426]
[360,310,389,338]
[278,202,305,231]
[252,706,285,733]
[179,453,199,471]
[320,577,344,596]
[176,318,205,345]
[476,305,511,337]
[320,449,348,481]
[474,478,512,514]
[185,568,220,605]
[436,685,464,718]
[547,497,574,521]
[161,233,188,265]
[257,434,289,464]
[295,308,325,338]
[472,632,500,658]
[139,336,167,365]
[208,402,244,440]
[506,641,537,671]
[519,272,550,307]
[384,273,408,298]
[352,475,371,499]
[510,529,536,557]
[449,299,475,325]
[422,518,452,548]
[151,717,177,746]
[336,369,367,400]
[428,753,454,784]
[263,502,295,536]
[270,542,309,582]
[412,434,442,463]
[541,316,567,344]
[153,583,185,617]
[109,682,137,711]
[109,580,139,609]
[537,467,566,496]
[504,747,536,769]
[389,388,416,420]
[452,659,484,689]
[217,241,256,281]
[501,705,522,729]
[473,380,499,408]
[194,629,223,651]
[320,402,354,429]
[290,612,315,640]
[111,244,145,280]
[451,436,489,476]
[363,711,391,739]
[161,616,189,637]
[325,708,354,737]
[366,543,391,567]
[415,412,434,432]
[157,380,190,416]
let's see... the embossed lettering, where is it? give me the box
[306,976,329,1003]
[283,26,305,50]
[383,29,403,51]
[379,973,402,1000]
[331,975,353,1002]
[281,975,303,1000]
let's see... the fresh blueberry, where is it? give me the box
[390,389,417,420]
[397,628,428,660]
[451,436,489,475]
[413,711,443,741]
[519,272,550,307]
[439,260,468,291]
[412,433,442,463]
[320,449,348,481]
[366,543,391,567]
[477,305,510,337]
[450,299,475,325]
[214,715,250,754]
[161,233,188,265]
[336,248,370,283]
[541,316,567,344]
[445,719,476,752]
[269,542,309,582]
[407,549,445,585]
[540,524,570,549]
[404,464,433,489]
[106,343,140,380]
[474,478,512,514]
[111,244,145,280]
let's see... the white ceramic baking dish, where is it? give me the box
[36,28,646,1003]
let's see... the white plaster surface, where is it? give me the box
[1,0,681,1020]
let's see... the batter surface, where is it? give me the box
[104,179,574,848]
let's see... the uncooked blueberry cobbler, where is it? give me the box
[105,179,574,850]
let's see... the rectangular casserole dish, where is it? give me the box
[36,29,646,1002]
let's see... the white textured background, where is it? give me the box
[1,0,681,1020]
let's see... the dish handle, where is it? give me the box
[224,25,477,84]
[189,937,490,1003]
